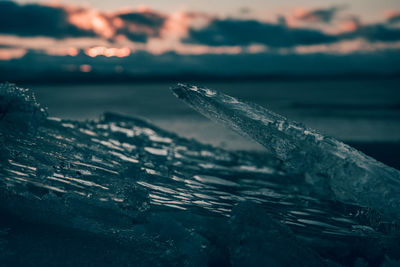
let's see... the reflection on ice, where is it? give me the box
[1,83,400,266]
[172,83,400,222]
[193,175,239,187]
[144,147,168,156]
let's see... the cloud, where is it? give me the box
[387,11,400,24]
[1,1,400,57]
[0,1,95,38]
[0,44,13,48]
[114,10,166,42]
[0,48,27,60]
[2,48,400,78]
[185,15,400,48]
[184,19,339,47]
[343,24,400,42]
[340,16,361,32]
[0,1,167,43]
[295,6,345,24]
[335,12,400,43]
[118,11,165,28]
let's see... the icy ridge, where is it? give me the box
[0,82,47,131]
[172,84,400,219]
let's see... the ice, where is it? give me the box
[0,82,47,132]
[172,83,400,220]
[1,83,399,266]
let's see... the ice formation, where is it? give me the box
[0,83,399,266]
[172,83,400,220]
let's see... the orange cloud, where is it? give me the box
[68,9,115,39]
[386,10,400,24]
[341,17,361,32]
[85,46,131,57]
[0,48,27,60]
[45,47,79,56]
[162,11,213,39]
[1,1,167,43]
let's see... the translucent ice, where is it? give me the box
[0,83,399,266]
[172,83,400,220]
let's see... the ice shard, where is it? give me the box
[172,84,400,219]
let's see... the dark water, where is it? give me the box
[30,79,400,147]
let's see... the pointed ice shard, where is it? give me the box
[172,84,400,219]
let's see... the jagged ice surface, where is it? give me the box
[0,83,399,266]
[172,83,400,220]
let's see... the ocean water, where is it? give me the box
[1,81,400,266]
[30,79,400,150]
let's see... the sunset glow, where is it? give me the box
[0,0,399,78]
[46,47,79,56]
[341,18,361,32]
[0,1,399,59]
[386,10,400,21]
[85,46,131,57]
[0,48,27,60]
[79,64,92,72]
[68,9,115,39]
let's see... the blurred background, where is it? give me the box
[0,0,399,168]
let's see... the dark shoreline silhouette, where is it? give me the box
[1,69,400,85]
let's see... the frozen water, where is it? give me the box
[172,83,400,220]
[0,83,399,266]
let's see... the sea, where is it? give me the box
[30,79,400,166]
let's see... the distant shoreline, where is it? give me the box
[1,71,400,85]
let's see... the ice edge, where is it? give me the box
[171,83,400,219]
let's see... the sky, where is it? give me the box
[14,0,400,22]
[1,0,400,80]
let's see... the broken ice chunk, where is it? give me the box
[172,84,400,219]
